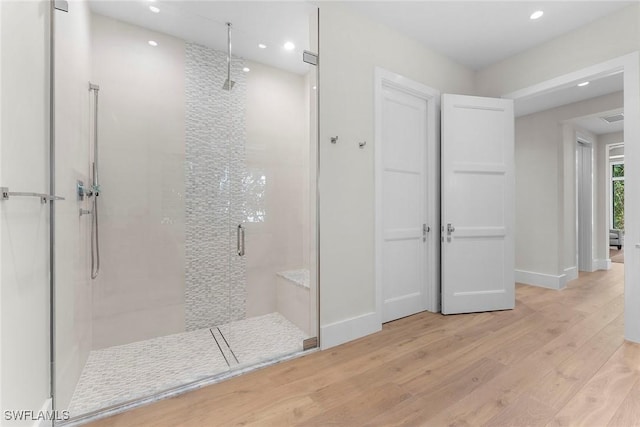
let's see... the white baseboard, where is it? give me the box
[320,312,381,350]
[515,269,566,290]
[593,259,612,270]
[563,267,578,283]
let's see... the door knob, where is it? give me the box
[447,223,455,242]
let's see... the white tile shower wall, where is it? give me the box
[90,14,186,348]
[185,42,247,330]
[53,0,93,410]
[276,270,311,335]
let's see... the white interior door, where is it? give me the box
[441,94,514,314]
[379,84,429,322]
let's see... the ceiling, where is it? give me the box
[344,1,635,70]
[89,1,316,75]
[88,1,635,76]
[513,70,624,135]
[352,2,627,134]
[514,71,624,117]
[88,0,632,113]
[571,109,624,135]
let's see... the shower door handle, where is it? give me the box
[237,224,245,256]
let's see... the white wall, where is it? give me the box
[0,0,51,424]
[53,0,93,410]
[514,92,623,287]
[514,111,562,281]
[90,14,187,349]
[318,3,475,347]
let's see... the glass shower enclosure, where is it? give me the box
[52,1,319,422]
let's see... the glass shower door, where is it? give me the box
[222,15,320,369]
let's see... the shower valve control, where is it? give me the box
[77,181,97,201]
[78,181,88,200]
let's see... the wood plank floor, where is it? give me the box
[88,264,640,427]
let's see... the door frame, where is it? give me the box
[576,135,594,272]
[608,144,625,232]
[503,52,640,343]
[374,67,440,325]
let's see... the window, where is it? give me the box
[611,162,624,230]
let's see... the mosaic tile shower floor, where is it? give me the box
[68,313,308,417]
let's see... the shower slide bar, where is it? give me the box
[0,186,65,204]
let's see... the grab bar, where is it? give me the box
[237,224,245,256]
[1,187,65,204]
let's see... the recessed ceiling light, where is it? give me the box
[148,40,158,47]
[258,43,267,49]
[578,81,590,87]
[312,86,317,90]
[149,5,160,13]
[284,41,295,51]
[243,67,250,72]
[530,10,544,20]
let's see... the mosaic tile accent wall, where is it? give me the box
[185,42,248,330]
